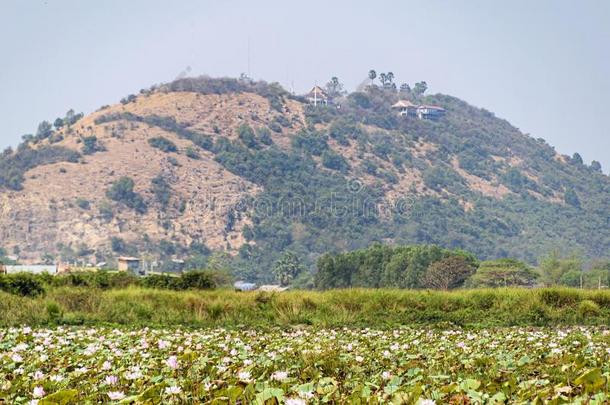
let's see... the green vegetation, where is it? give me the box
[0,270,225,298]
[0,145,80,190]
[466,259,539,287]
[2,326,610,403]
[75,198,91,210]
[150,175,171,207]
[148,136,177,153]
[2,287,610,328]
[106,176,147,214]
[81,135,105,155]
[315,244,477,289]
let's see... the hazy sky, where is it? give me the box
[1,0,609,170]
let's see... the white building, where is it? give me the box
[1,265,58,275]
[391,100,418,117]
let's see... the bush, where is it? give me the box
[151,175,171,207]
[0,273,46,297]
[237,124,258,149]
[106,177,147,214]
[141,271,220,290]
[82,136,104,155]
[291,130,329,156]
[148,136,177,153]
[578,299,600,318]
[185,147,200,159]
[321,150,348,172]
[75,198,91,210]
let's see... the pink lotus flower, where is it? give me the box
[166,355,179,370]
[32,386,45,398]
[105,375,118,385]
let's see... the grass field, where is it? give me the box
[1,287,610,328]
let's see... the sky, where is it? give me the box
[1,0,609,170]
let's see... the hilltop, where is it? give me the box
[1,76,609,280]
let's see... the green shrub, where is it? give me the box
[321,150,348,172]
[46,301,63,320]
[185,146,200,159]
[82,136,105,155]
[0,273,46,297]
[106,177,147,214]
[75,198,91,210]
[237,124,258,149]
[148,136,177,152]
[539,289,581,308]
[578,299,600,318]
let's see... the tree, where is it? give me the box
[321,150,348,172]
[413,81,428,96]
[148,137,177,153]
[36,121,53,140]
[325,76,345,98]
[385,72,395,88]
[467,259,539,287]
[151,175,171,207]
[564,188,580,208]
[399,83,411,95]
[368,70,377,85]
[110,237,126,253]
[421,256,477,290]
[379,73,387,87]
[272,252,305,286]
[53,118,64,130]
[539,251,582,286]
[106,176,147,214]
[571,153,583,165]
[82,136,104,155]
[590,160,602,173]
[237,124,258,149]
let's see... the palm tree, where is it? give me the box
[368,70,377,85]
[386,72,394,84]
[379,73,387,86]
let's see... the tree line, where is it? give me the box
[314,243,610,290]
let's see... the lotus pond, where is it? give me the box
[1,327,610,404]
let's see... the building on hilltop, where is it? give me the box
[417,105,446,120]
[392,100,446,120]
[305,85,331,106]
[391,100,418,117]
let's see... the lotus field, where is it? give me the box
[1,327,610,404]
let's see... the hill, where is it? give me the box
[1,76,609,280]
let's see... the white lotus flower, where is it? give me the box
[107,391,125,401]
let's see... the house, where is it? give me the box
[391,100,418,117]
[305,86,330,106]
[417,105,446,120]
[234,281,257,291]
[1,265,58,275]
[117,257,141,273]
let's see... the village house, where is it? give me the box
[305,85,331,106]
[392,100,446,120]
[416,104,446,120]
[391,100,418,117]
[117,256,141,274]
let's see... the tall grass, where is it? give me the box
[1,287,610,328]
